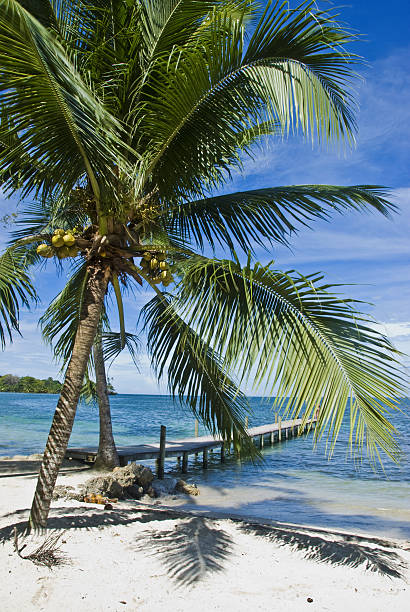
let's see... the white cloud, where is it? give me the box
[372,322,410,339]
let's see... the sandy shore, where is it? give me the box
[0,458,409,612]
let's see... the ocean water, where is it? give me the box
[1,393,409,539]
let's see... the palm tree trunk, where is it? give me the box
[93,336,120,470]
[28,262,110,531]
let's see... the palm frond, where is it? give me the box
[174,255,406,463]
[136,1,359,200]
[102,331,140,369]
[9,198,89,245]
[142,292,256,455]
[0,0,124,201]
[79,371,97,404]
[165,185,395,253]
[0,250,37,348]
[39,261,92,363]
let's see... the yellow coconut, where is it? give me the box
[63,233,75,246]
[36,244,54,258]
[54,228,66,236]
[159,261,168,270]
[52,235,65,248]
[143,252,152,261]
[150,258,158,269]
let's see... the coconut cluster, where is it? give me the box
[36,228,80,259]
[140,251,173,286]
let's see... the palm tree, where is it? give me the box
[0,0,405,531]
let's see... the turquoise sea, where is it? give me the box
[1,393,409,539]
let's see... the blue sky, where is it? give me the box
[0,1,409,393]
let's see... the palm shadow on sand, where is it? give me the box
[132,516,232,587]
[0,505,407,583]
[237,521,407,579]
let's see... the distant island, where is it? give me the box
[0,374,116,395]
[0,374,62,394]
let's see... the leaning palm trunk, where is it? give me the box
[28,263,110,531]
[93,336,120,470]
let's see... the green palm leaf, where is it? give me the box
[174,256,405,463]
[40,261,92,363]
[0,0,124,201]
[102,331,140,368]
[165,185,394,253]
[0,250,37,348]
[137,1,358,200]
[142,292,256,455]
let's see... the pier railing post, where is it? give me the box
[157,425,166,479]
[278,417,282,442]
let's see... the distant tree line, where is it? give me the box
[0,373,117,395]
[0,374,62,394]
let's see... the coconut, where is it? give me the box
[51,235,65,248]
[143,252,152,261]
[57,246,70,259]
[160,270,168,279]
[159,261,168,270]
[63,233,75,246]
[54,229,66,236]
[36,244,53,258]
[150,258,158,269]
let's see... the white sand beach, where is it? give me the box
[0,458,409,612]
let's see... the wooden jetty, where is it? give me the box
[66,417,316,477]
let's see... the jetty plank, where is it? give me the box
[66,418,316,468]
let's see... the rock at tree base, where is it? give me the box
[79,464,155,500]
[112,463,154,490]
[176,480,200,496]
[51,464,199,504]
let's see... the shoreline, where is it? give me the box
[0,459,409,611]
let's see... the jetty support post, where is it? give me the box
[203,448,208,468]
[259,434,264,449]
[221,443,225,462]
[194,419,199,457]
[157,425,166,479]
[278,417,282,442]
[182,451,188,473]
